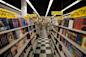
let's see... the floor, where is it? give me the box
[34,27,54,57]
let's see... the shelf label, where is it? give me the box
[0,8,17,18]
[69,6,86,18]
[51,11,63,16]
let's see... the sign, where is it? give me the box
[69,6,86,18]
[0,8,17,18]
[51,11,63,16]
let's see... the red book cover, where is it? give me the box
[73,18,86,31]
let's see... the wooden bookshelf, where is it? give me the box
[0,32,29,55]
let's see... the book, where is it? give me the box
[12,19,19,28]
[7,32,15,43]
[0,18,9,31]
[21,18,26,26]
[76,33,83,45]
[0,34,9,49]
[72,45,86,57]
[14,30,21,39]
[69,31,76,42]
[73,18,86,31]
[16,39,25,51]
[81,35,86,50]
[63,19,69,27]
[68,19,74,29]
[8,19,19,29]
[8,19,14,29]
[11,46,17,56]
[0,18,10,30]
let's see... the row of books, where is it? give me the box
[0,18,27,31]
[0,28,29,56]
[60,28,86,50]
[57,17,86,31]
[0,38,32,57]
[56,18,86,50]
[54,17,86,57]
[0,17,35,57]
[60,36,86,57]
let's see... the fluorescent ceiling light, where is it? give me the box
[45,0,53,17]
[0,0,21,12]
[26,0,40,17]
[61,0,81,12]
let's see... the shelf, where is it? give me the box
[57,32,86,54]
[57,38,74,57]
[0,32,29,55]
[55,50,60,57]
[24,46,32,57]
[0,26,28,35]
[51,32,73,57]
[56,45,64,57]
[14,40,30,57]
[55,25,86,34]
[49,33,62,57]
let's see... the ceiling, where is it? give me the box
[3,0,86,16]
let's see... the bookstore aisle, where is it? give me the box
[34,26,54,57]
[0,0,86,57]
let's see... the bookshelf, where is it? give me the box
[51,26,86,54]
[24,46,32,57]
[0,0,38,57]
[0,25,28,35]
[0,32,29,55]
[51,31,73,57]
[56,44,64,57]
[55,25,86,34]
[49,32,61,57]
[14,40,30,57]
[57,32,86,54]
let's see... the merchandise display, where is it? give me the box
[0,0,86,57]
[0,7,36,57]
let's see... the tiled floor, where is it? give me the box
[34,37,54,57]
[34,27,54,57]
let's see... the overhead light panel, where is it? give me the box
[61,0,81,12]
[0,0,21,11]
[26,0,40,17]
[45,0,53,17]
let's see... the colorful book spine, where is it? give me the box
[11,46,17,56]
[63,19,69,27]
[68,19,74,29]
[81,35,86,50]
[0,34,9,49]
[73,18,86,31]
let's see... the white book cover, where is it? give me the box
[68,20,74,29]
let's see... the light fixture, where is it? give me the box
[61,0,81,12]
[45,0,53,17]
[26,0,40,17]
[0,0,21,12]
